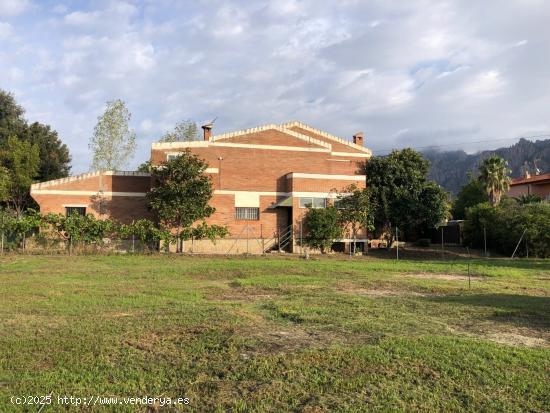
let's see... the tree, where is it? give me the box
[302,206,343,253]
[89,99,136,171]
[364,148,449,240]
[136,161,151,173]
[478,155,511,206]
[452,174,486,219]
[336,184,374,251]
[159,119,200,142]
[146,150,227,252]
[0,90,26,144]
[0,136,40,216]
[23,122,71,181]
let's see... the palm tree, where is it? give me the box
[478,155,511,206]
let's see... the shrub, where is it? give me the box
[464,200,550,258]
[303,206,343,254]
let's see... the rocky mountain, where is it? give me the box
[424,138,550,196]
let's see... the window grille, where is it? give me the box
[65,207,86,216]
[235,207,260,220]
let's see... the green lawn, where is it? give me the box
[0,255,549,412]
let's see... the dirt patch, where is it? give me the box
[403,272,485,281]
[486,332,548,348]
[338,287,428,297]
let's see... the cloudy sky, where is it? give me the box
[1,0,549,173]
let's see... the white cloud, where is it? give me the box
[2,0,550,171]
[0,0,30,16]
[0,21,12,39]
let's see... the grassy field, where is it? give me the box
[0,255,549,412]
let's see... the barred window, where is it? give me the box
[299,197,327,208]
[235,207,259,220]
[65,206,86,216]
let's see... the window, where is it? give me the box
[235,207,259,220]
[299,197,326,208]
[65,206,86,216]
[167,154,180,161]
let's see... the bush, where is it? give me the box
[464,200,550,258]
[303,206,343,254]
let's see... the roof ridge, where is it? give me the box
[30,171,150,190]
[210,123,332,149]
[280,121,372,154]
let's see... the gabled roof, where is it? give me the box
[152,120,372,157]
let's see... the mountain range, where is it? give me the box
[424,138,550,196]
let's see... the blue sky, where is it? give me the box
[1,0,550,173]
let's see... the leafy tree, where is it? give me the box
[0,136,40,216]
[302,206,343,253]
[146,149,227,252]
[159,119,200,142]
[336,184,374,250]
[23,122,71,181]
[364,148,449,239]
[0,90,26,144]
[89,99,136,171]
[452,174,486,219]
[478,155,511,206]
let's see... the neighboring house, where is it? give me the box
[507,173,550,201]
[30,121,371,253]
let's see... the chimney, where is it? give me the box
[353,132,364,146]
[202,123,213,141]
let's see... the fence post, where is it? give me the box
[132,233,135,253]
[1,231,3,255]
[511,229,527,259]
[396,227,399,260]
[261,224,265,255]
[483,226,487,257]
[299,221,303,256]
[441,226,444,259]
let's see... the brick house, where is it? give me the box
[507,173,550,201]
[30,121,371,253]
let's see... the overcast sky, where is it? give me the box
[1,0,549,173]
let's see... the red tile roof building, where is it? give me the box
[31,121,371,253]
[507,173,550,201]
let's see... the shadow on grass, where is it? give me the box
[427,294,550,329]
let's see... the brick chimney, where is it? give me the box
[202,123,213,141]
[353,132,364,146]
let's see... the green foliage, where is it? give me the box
[0,90,26,143]
[147,150,226,252]
[0,136,40,216]
[303,206,343,253]
[0,165,10,203]
[118,219,172,252]
[464,200,550,257]
[514,193,543,205]
[478,155,511,206]
[452,175,486,219]
[159,119,200,142]
[336,184,374,238]
[136,160,151,173]
[365,148,450,238]
[43,212,115,244]
[23,122,71,181]
[89,99,136,171]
